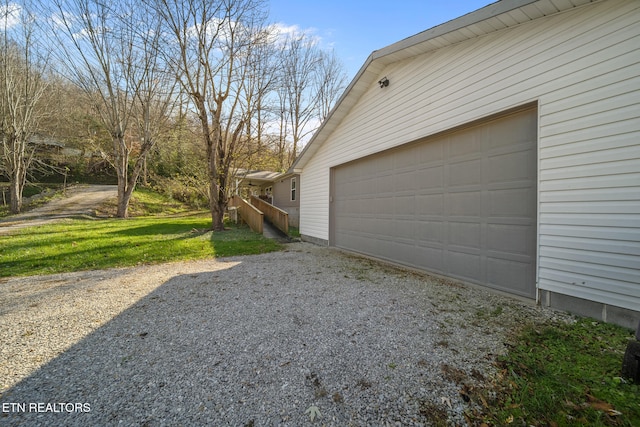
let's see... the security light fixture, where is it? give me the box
[378,77,389,88]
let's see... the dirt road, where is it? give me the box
[0,185,117,234]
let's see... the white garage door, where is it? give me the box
[330,106,538,298]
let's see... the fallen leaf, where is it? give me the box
[564,400,580,410]
[441,396,452,409]
[590,401,613,412]
[506,414,514,423]
[305,405,321,422]
[586,394,615,413]
[479,394,489,408]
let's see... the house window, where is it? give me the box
[290,177,296,201]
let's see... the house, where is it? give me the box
[270,173,300,228]
[232,169,281,201]
[232,169,301,228]
[289,0,640,328]
[29,135,64,155]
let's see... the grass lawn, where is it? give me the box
[96,187,192,217]
[0,189,282,277]
[1,188,284,277]
[0,214,282,277]
[471,318,640,427]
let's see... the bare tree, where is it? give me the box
[315,49,347,122]
[48,0,167,217]
[153,0,269,231]
[129,5,177,187]
[0,0,49,214]
[277,33,320,164]
[275,31,347,168]
[235,27,279,172]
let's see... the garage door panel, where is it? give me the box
[448,251,482,281]
[417,166,445,188]
[488,224,532,254]
[449,222,482,249]
[392,241,420,264]
[331,106,537,298]
[395,147,420,169]
[394,170,419,190]
[415,220,444,243]
[449,129,481,158]
[449,159,482,187]
[489,188,535,217]
[395,195,415,213]
[369,197,392,215]
[341,181,357,196]
[487,258,533,296]
[419,141,445,163]
[489,150,535,183]
[377,176,396,193]
[486,111,537,149]
[414,245,445,273]
[449,191,482,216]
[338,216,359,233]
[394,219,415,240]
[346,235,374,255]
[416,194,445,215]
[361,176,378,193]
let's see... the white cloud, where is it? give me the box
[0,2,21,31]
[269,22,321,47]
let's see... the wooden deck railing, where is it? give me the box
[230,195,263,234]
[251,196,289,235]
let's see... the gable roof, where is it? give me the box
[290,0,596,172]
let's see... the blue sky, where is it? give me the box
[268,0,494,81]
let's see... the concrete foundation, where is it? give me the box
[540,290,640,330]
[301,234,329,247]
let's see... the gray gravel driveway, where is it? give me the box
[0,185,117,235]
[0,243,567,426]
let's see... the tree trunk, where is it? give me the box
[116,178,129,218]
[197,96,226,232]
[121,183,135,218]
[207,138,226,232]
[121,150,152,219]
[114,134,131,218]
[212,170,226,232]
[8,140,25,214]
[9,175,22,214]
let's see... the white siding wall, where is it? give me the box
[300,0,640,309]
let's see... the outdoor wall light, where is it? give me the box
[378,77,389,88]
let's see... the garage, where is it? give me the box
[330,106,538,298]
[295,0,640,326]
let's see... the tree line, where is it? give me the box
[0,0,347,229]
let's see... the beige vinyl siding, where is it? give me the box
[538,25,640,310]
[300,0,639,309]
[301,145,333,240]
